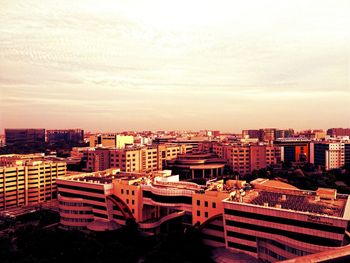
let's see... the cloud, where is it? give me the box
[0,0,349,131]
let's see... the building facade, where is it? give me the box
[327,128,350,137]
[56,170,350,262]
[0,155,66,210]
[89,134,134,148]
[85,144,192,173]
[5,128,45,149]
[274,138,310,163]
[311,142,346,170]
[47,129,84,146]
[211,143,280,175]
[222,184,350,262]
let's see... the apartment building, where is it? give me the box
[0,154,66,210]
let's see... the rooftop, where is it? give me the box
[59,169,146,184]
[227,187,348,218]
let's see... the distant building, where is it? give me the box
[89,134,134,148]
[259,128,276,142]
[274,138,310,163]
[298,129,326,140]
[47,129,84,146]
[242,130,260,139]
[5,128,45,149]
[84,144,192,173]
[211,143,280,175]
[212,130,221,137]
[310,142,348,170]
[275,129,294,139]
[0,154,66,210]
[327,128,350,137]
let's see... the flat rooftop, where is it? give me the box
[59,169,146,184]
[228,188,348,218]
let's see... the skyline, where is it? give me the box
[1,0,349,132]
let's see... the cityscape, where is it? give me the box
[1,1,350,263]
[1,128,350,262]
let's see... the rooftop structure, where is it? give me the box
[166,152,226,180]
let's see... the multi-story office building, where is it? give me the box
[57,170,350,262]
[57,169,231,233]
[250,145,280,172]
[47,129,84,146]
[84,144,192,173]
[5,128,45,149]
[0,154,66,210]
[274,138,310,163]
[327,128,350,137]
[89,134,134,148]
[211,143,280,175]
[310,142,346,170]
[222,180,350,261]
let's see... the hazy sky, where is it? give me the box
[0,0,349,132]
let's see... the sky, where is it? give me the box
[0,0,349,133]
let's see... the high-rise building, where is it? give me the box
[5,128,45,149]
[47,129,84,146]
[0,154,66,210]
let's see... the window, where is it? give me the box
[132,190,135,196]
[132,209,135,214]
[204,201,208,207]
[126,199,129,204]
[197,210,200,216]
[121,189,124,194]
[212,202,216,209]
[197,200,200,206]
[204,212,208,218]
[132,200,134,205]
[126,190,129,195]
